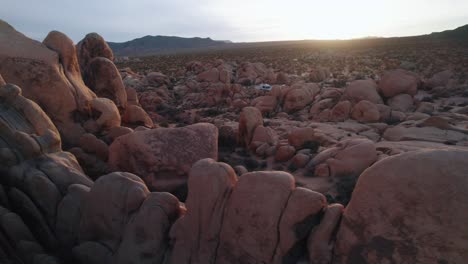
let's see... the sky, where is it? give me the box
[1,0,468,43]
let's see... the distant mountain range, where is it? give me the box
[107,36,230,57]
[108,24,468,57]
[426,24,468,40]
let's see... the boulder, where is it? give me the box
[122,104,154,128]
[115,192,180,264]
[0,21,95,145]
[89,98,121,131]
[330,101,351,122]
[238,107,263,147]
[275,145,296,162]
[378,69,420,98]
[334,149,468,264]
[350,100,380,123]
[425,70,453,88]
[251,125,278,148]
[85,57,127,111]
[283,83,320,112]
[251,95,278,113]
[308,204,344,264]
[387,93,413,112]
[79,172,150,252]
[288,127,338,149]
[170,159,237,263]
[108,123,218,195]
[0,84,64,170]
[343,80,383,104]
[76,32,114,77]
[309,138,377,177]
[216,171,322,263]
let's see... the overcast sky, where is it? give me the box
[1,0,468,43]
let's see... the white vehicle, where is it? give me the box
[255,83,272,91]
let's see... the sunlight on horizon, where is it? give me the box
[208,0,468,41]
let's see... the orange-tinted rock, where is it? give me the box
[288,127,337,148]
[291,153,310,168]
[115,192,180,264]
[108,123,218,194]
[89,98,121,131]
[122,104,154,128]
[0,84,61,160]
[308,204,344,264]
[350,100,380,123]
[251,95,278,113]
[343,80,383,104]
[330,101,351,122]
[79,172,149,251]
[378,69,420,98]
[0,22,94,145]
[251,125,278,147]
[275,145,296,161]
[334,149,468,264]
[86,57,127,111]
[170,159,237,263]
[283,83,320,112]
[0,73,5,86]
[310,138,377,177]
[76,32,114,76]
[216,171,294,263]
[238,107,263,147]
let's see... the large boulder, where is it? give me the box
[283,83,320,112]
[330,101,352,122]
[309,138,377,178]
[170,159,238,263]
[108,123,218,195]
[216,171,327,263]
[350,100,380,123]
[0,21,96,145]
[333,149,468,264]
[85,57,127,111]
[76,32,114,78]
[114,192,180,264]
[343,80,383,104]
[238,107,263,147]
[378,69,420,98]
[0,84,61,161]
[251,95,278,114]
[79,172,149,252]
[387,93,414,112]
